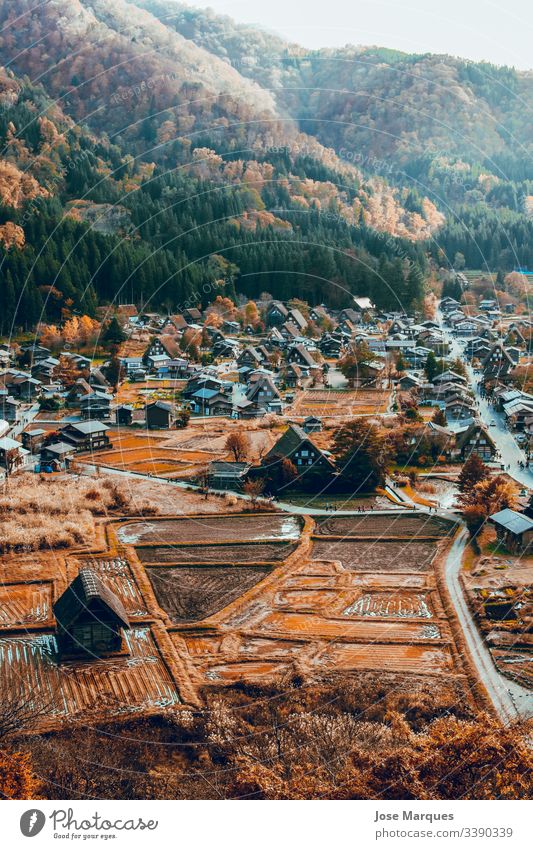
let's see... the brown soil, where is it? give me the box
[311,539,437,571]
[315,514,454,538]
[136,542,296,564]
[146,565,272,623]
[118,515,302,545]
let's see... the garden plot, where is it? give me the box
[292,388,390,417]
[342,591,435,619]
[79,557,148,618]
[147,565,272,622]
[282,573,429,590]
[118,515,302,545]
[137,542,296,565]
[258,611,442,642]
[311,540,437,571]
[0,582,53,629]
[315,513,453,538]
[314,643,454,675]
[0,627,180,725]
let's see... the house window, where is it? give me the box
[301,450,309,457]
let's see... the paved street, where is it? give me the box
[437,309,533,490]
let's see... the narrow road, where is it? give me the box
[445,525,532,721]
[437,308,533,488]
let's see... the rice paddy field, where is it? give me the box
[0,507,467,728]
[291,388,390,417]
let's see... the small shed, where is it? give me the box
[208,461,250,490]
[116,404,134,426]
[53,569,130,658]
[145,400,174,429]
[488,509,533,554]
[303,416,323,433]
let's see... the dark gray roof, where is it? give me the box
[489,509,533,535]
[53,568,130,630]
[66,420,109,435]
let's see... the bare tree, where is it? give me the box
[0,678,58,742]
[225,430,249,462]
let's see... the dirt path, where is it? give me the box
[444,526,532,722]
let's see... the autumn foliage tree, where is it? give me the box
[457,454,490,494]
[333,419,389,491]
[460,473,517,536]
[338,341,377,388]
[225,430,249,462]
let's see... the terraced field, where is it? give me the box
[311,539,437,571]
[292,388,390,417]
[315,514,453,538]
[118,515,302,545]
[147,565,272,622]
[137,542,296,565]
[0,628,180,724]
[0,583,53,629]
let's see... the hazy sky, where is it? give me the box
[190,0,533,69]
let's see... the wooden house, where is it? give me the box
[79,391,112,421]
[208,461,250,490]
[54,569,130,658]
[145,401,174,429]
[265,424,335,477]
[115,405,134,426]
[21,429,46,453]
[488,509,533,554]
[60,421,111,452]
[303,416,323,433]
[287,344,318,370]
[455,423,496,461]
[266,301,289,326]
[482,343,514,380]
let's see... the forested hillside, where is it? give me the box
[0,0,532,332]
[142,0,533,269]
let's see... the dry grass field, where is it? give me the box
[291,388,390,417]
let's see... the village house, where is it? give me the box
[287,308,308,332]
[280,321,302,342]
[0,436,28,472]
[115,405,134,426]
[79,391,112,421]
[303,416,323,433]
[245,376,282,413]
[0,393,20,423]
[489,509,533,554]
[282,363,303,388]
[162,314,188,333]
[319,332,344,358]
[21,429,47,453]
[189,389,233,417]
[60,421,111,452]
[482,343,515,381]
[182,307,203,325]
[208,461,250,490]
[145,401,174,429]
[454,422,497,461]
[287,344,318,370]
[237,346,264,368]
[265,423,335,478]
[40,441,76,468]
[266,301,289,326]
[144,335,182,363]
[54,569,130,659]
